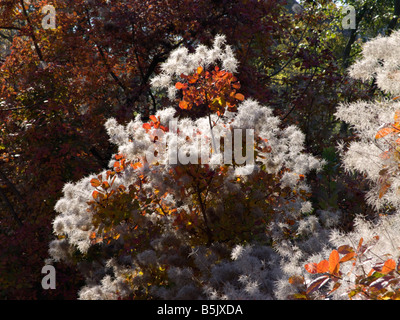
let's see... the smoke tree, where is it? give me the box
[48,35,324,300]
[287,30,400,300]
[1,0,335,298]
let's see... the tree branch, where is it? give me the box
[387,0,400,35]
[0,187,23,226]
[0,26,22,31]
[342,3,371,68]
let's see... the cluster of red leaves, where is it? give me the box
[176,66,244,117]
[289,236,400,300]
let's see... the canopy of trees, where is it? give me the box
[1,0,400,300]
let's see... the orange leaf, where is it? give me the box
[113,234,120,240]
[379,183,391,199]
[115,154,123,160]
[235,93,245,101]
[197,66,203,74]
[90,178,101,188]
[395,110,400,122]
[367,268,375,277]
[382,259,396,274]
[375,127,396,139]
[131,162,143,170]
[175,82,188,90]
[339,252,356,263]
[380,151,391,159]
[357,238,364,252]
[101,181,110,189]
[288,275,304,285]
[143,123,152,130]
[329,250,340,274]
[179,100,189,110]
[317,260,329,273]
[149,115,158,123]
[328,282,341,295]
[305,263,318,274]
[232,82,241,89]
[188,75,198,84]
[92,190,100,199]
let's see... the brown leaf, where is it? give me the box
[338,245,354,255]
[306,276,330,295]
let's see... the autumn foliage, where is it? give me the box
[2,0,400,301]
[288,236,400,300]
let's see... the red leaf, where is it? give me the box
[382,259,396,274]
[149,115,158,123]
[329,250,340,274]
[92,190,99,199]
[306,276,330,295]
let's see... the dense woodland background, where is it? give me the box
[1,0,400,299]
